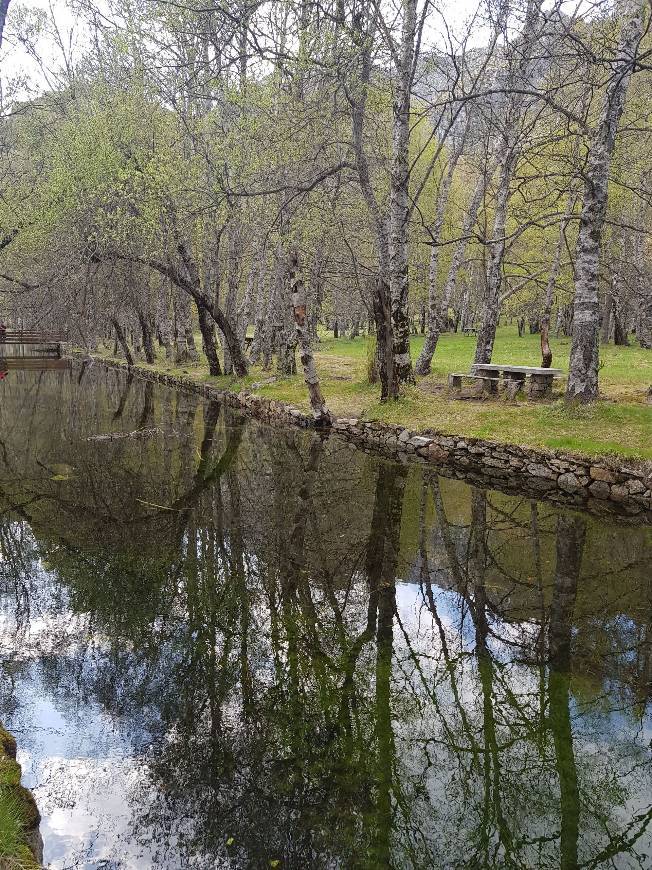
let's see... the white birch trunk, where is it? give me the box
[416,166,489,373]
[289,247,331,425]
[566,0,644,400]
[388,0,418,387]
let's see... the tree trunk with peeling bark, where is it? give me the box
[137,309,156,364]
[288,247,331,426]
[173,288,199,364]
[223,221,240,375]
[157,281,174,361]
[112,318,134,367]
[416,167,487,374]
[474,147,518,365]
[566,0,644,401]
[388,0,418,390]
[541,193,574,367]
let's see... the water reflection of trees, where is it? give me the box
[1,368,651,868]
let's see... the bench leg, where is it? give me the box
[504,372,525,400]
[448,374,462,390]
[474,368,499,395]
[529,373,553,399]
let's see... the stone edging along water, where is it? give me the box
[0,724,42,867]
[77,355,652,522]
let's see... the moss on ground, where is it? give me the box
[92,325,652,460]
[0,726,40,870]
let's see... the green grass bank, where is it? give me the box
[0,726,41,869]
[95,326,652,460]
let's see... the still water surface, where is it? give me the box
[1,363,651,869]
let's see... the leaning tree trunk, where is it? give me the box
[288,247,331,425]
[197,304,222,376]
[566,0,644,401]
[112,318,134,367]
[171,240,248,377]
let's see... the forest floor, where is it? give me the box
[97,326,652,459]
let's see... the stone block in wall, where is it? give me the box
[589,480,611,499]
[610,484,629,503]
[526,463,558,480]
[590,466,618,483]
[427,444,449,462]
[558,472,587,495]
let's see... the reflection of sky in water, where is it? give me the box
[1,575,652,867]
[8,660,190,868]
[0,369,651,870]
[0,582,190,869]
[394,580,652,868]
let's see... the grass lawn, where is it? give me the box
[98,325,652,460]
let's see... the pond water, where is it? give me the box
[0,362,651,869]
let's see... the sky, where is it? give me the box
[1,0,496,104]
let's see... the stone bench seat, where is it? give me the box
[469,363,563,398]
[449,364,564,399]
[470,363,563,376]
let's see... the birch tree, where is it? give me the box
[566,0,646,401]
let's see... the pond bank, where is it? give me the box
[0,725,42,867]
[76,355,652,522]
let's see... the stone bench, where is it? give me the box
[470,364,563,398]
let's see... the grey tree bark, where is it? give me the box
[288,247,331,425]
[474,0,544,365]
[349,12,395,399]
[223,221,240,375]
[416,164,488,374]
[474,146,518,365]
[566,0,644,400]
[173,287,199,364]
[0,0,10,49]
[112,317,134,367]
[156,280,174,361]
[541,192,575,367]
[388,0,419,389]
